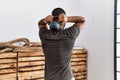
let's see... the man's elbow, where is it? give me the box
[38,19,42,25]
[79,16,85,23]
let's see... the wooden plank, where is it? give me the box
[0,77,16,80]
[0,59,17,64]
[0,68,16,74]
[71,61,86,66]
[72,65,87,72]
[19,77,44,80]
[0,52,17,79]
[72,49,87,54]
[18,56,45,62]
[0,73,16,79]
[14,47,43,53]
[18,52,44,57]
[18,70,44,77]
[71,57,87,62]
[18,65,44,71]
[75,75,87,79]
[18,74,44,80]
[71,54,87,58]
[0,63,17,69]
[73,72,87,76]
[18,61,45,67]
[0,52,17,58]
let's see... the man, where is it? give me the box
[38,7,85,80]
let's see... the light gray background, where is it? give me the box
[0,0,114,80]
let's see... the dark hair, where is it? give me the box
[52,7,66,17]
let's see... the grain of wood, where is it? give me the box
[18,56,45,62]
[71,57,87,61]
[18,65,44,71]
[19,74,44,80]
[71,61,86,66]
[0,73,16,79]
[0,52,17,58]
[18,61,45,67]
[71,65,87,72]
[0,68,16,74]
[0,59,17,64]
[71,54,87,58]
[18,70,44,77]
[0,63,17,69]
[18,52,44,57]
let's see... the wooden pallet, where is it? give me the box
[0,52,17,80]
[0,47,87,80]
[71,49,87,80]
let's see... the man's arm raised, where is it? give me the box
[38,15,54,29]
[59,14,85,30]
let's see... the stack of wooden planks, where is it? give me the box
[0,46,87,80]
[71,49,87,80]
[0,52,17,80]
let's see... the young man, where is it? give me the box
[38,8,85,80]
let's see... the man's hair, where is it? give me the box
[52,7,66,17]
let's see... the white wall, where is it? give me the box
[0,0,114,80]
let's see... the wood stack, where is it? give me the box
[0,52,17,80]
[14,47,45,80]
[71,49,87,80]
[0,40,87,80]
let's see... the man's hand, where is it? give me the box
[59,14,67,23]
[38,15,53,29]
[45,15,54,23]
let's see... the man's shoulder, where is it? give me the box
[65,25,80,31]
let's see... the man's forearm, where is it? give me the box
[38,18,48,29]
[67,16,85,23]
